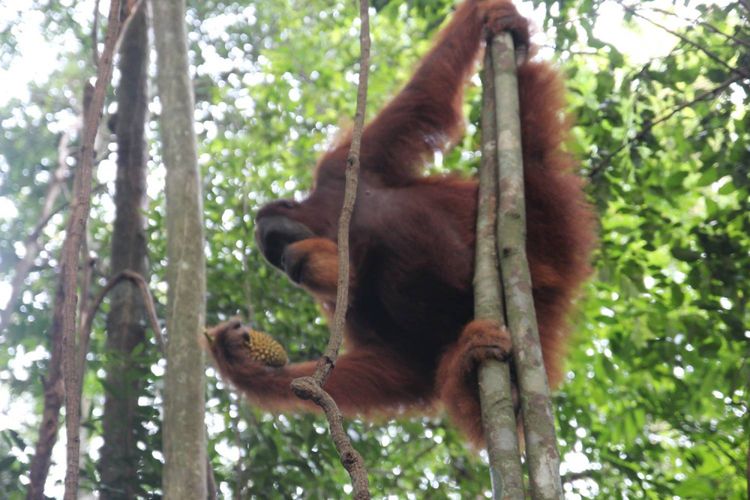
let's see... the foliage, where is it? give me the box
[0,0,746,498]
[553,2,748,497]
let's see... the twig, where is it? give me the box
[290,0,371,497]
[76,239,95,335]
[71,249,95,456]
[59,0,122,497]
[1,178,108,333]
[77,271,164,381]
[589,74,744,181]
[74,238,95,409]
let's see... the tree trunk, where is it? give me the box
[490,34,563,499]
[28,0,122,493]
[475,39,525,500]
[98,3,150,498]
[152,0,208,497]
[26,288,65,500]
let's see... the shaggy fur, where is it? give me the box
[206,0,595,446]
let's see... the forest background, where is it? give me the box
[0,0,747,498]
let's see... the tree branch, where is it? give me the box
[311,0,370,388]
[75,266,220,497]
[59,1,122,497]
[474,35,525,500]
[291,0,371,497]
[290,377,370,497]
[491,33,564,499]
[77,270,164,379]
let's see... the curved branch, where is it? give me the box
[291,0,372,497]
[290,377,370,497]
[78,270,164,377]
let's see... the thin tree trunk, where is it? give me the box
[27,1,122,492]
[152,0,208,497]
[98,2,150,498]
[61,0,123,494]
[475,41,525,500]
[490,34,563,500]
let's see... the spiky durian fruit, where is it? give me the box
[243,329,288,367]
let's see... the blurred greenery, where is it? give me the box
[0,0,747,498]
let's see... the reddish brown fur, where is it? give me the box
[206,0,595,446]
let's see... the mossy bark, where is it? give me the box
[99,4,150,497]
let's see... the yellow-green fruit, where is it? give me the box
[245,329,288,367]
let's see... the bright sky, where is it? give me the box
[0,0,735,496]
[0,1,91,105]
